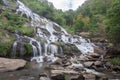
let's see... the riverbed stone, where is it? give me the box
[39,77,50,80]
[51,69,81,80]
[94,61,102,66]
[88,52,100,58]
[0,57,26,72]
[83,61,94,67]
[94,47,105,55]
[79,55,89,61]
[83,73,96,80]
[51,65,64,70]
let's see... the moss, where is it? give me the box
[109,57,120,66]
[51,42,64,46]
[62,44,80,56]
[0,29,14,57]
[0,37,14,57]
[19,27,34,37]
[9,0,18,10]
[0,42,11,57]
[24,43,33,57]
[4,12,27,27]
[65,75,71,80]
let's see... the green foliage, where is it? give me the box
[19,27,34,37]
[0,8,34,37]
[0,30,14,57]
[74,0,114,36]
[0,42,12,57]
[24,43,33,57]
[51,42,64,46]
[4,12,26,27]
[63,25,75,34]
[106,0,120,45]
[21,0,54,20]
[109,57,120,66]
[106,25,120,45]
[65,75,71,80]
[74,19,84,33]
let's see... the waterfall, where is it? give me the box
[36,42,42,56]
[31,45,38,57]
[12,41,17,57]
[12,0,95,63]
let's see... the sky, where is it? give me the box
[48,0,86,11]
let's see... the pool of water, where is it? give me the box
[0,62,120,80]
[0,62,48,80]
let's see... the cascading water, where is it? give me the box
[12,41,17,57]
[12,0,95,63]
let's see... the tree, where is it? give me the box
[74,19,84,34]
[106,0,120,45]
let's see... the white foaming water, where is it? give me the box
[12,41,18,57]
[13,0,95,63]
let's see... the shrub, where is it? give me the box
[109,57,120,66]
[0,41,13,57]
[24,43,33,57]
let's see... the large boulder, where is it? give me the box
[0,57,26,72]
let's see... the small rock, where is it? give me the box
[51,74,64,80]
[53,58,62,65]
[83,61,94,67]
[51,70,79,74]
[94,47,105,55]
[94,61,102,66]
[105,62,111,69]
[79,32,90,38]
[88,53,100,58]
[51,69,80,80]
[83,73,96,79]
[51,65,64,70]
[112,66,120,72]
[39,77,50,80]
[79,55,89,61]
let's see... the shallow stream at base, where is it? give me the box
[0,62,120,80]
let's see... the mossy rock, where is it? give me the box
[62,44,81,56]
[51,42,64,46]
